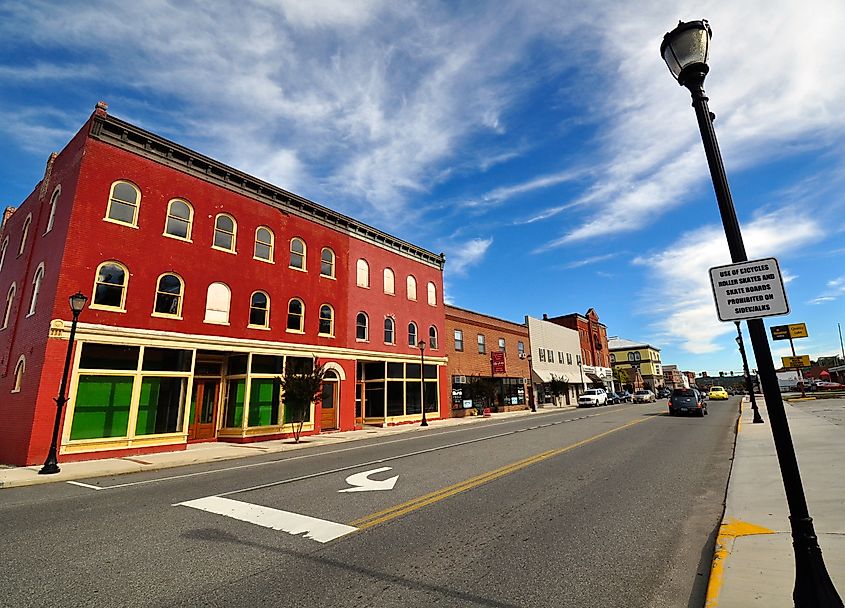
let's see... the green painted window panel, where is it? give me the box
[224,379,245,428]
[69,375,133,440]
[248,378,280,427]
[136,377,186,435]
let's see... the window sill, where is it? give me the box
[151,312,183,320]
[203,320,230,326]
[162,233,193,243]
[11,389,20,394]
[289,266,307,273]
[103,217,139,229]
[25,311,35,318]
[286,329,305,334]
[254,257,275,264]
[247,325,271,331]
[318,333,335,338]
[356,338,370,343]
[320,274,336,280]
[211,246,237,255]
[89,304,127,313]
[356,284,370,289]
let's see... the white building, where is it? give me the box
[526,316,586,406]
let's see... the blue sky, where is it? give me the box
[2,0,844,375]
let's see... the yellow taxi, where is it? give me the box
[708,385,729,400]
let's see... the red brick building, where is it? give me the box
[444,305,531,416]
[0,103,448,466]
[545,308,610,368]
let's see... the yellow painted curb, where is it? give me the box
[704,517,775,607]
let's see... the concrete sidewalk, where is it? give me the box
[708,397,845,606]
[0,406,575,489]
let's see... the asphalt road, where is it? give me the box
[0,398,740,608]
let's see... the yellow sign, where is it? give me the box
[782,355,810,368]
[787,323,808,339]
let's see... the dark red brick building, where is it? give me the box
[545,308,610,369]
[0,103,447,465]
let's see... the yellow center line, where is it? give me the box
[350,416,651,531]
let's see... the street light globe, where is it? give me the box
[660,19,711,85]
[69,291,88,314]
[417,340,426,351]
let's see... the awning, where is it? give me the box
[532,370,571,384]
[586,372,604,383]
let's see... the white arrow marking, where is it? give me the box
[338,466,399,493]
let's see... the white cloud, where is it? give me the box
[809,275,845,305]
[636,208,822,355]
[562,253,617,269]
[445,237,493,276]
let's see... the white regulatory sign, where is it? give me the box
[708,257,789,322]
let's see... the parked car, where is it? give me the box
[657,388,671,399]
[669,388,707,417]
[578,389,608,407]
[632,389,655,403]
[606,391,622,404]
[617,390,632,402]
[708,386,729,400]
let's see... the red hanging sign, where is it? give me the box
[491,351,506,374]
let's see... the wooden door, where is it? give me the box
[188,380,219,441]
[320,379,339,431]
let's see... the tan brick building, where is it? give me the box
[444,305,531,416]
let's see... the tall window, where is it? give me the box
[320,248,335,278]
[0,237,8,273]
[249,291,270,328]
[27,263,45,316]
[384,317,395,344]
[164,199,193,240]
[454,329,463,351]
[45,186,60,234]
[406,275,417,301]
[477,334,486,354]
[429,326,438,349]
[12,355,25,392]
[319,304,334,336]
[106,181,141,226]
[408,321,418,346]
[518,341,525,357]
[18,214,32,255]
[154,273,184,317]
[204,282,231,324]
[287,298,304,332]
[213,214,237,252]
[356,259,369,288]
[289,237,306,270]
[568,353,573,364]
[427,282,436,306]
[92,261,128,310]
[356,312,369,341]
[254,227,274,262]
[498,338,506,351]
[384,268,395,295]
[2,283,15,329]
[610,353,616,364]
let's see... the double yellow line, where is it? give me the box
[350,416,650,531]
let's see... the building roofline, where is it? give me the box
[87,110,446,270]
[445,304,528,331]
[546,312,607,329]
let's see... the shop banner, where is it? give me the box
[491,351,506,374]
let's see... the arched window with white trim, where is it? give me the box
[429,326,438,349]
[427,282,437,306]
[383,268,395,295]
[384,317,395,344]
[204,282,231,324]
[356,312,368,341]
[164,199,193,240]
[319,304,334,336]
[408,322,418,346]
[45,186,60,234]
[254,227,274,262]
[320,248,335,278]
[289,237,306,270]
[0,237,8,273]
[249,291,270,328]
[406,275,417,301]
[213,214,237,252]
[2,283,16,329]
[27,263,45,316]
[12,355,25,392]
[287,298,304,332]
[18,214,32,256]
[92,261,129,310]
[105,181,141,226]
[356,259,369,288]
[153,273,184,317]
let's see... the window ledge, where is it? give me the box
[11,389,21,394]
[203,319,230,326]
[318,333,335,338]
[320,274,336,280]
[254,257,275,264]
[247,325,271,331]
[286,329,305,334]
[162,233,193,243]
[89,304,127,313]
[103,217,139,229]
[211,246,237,255]
[25,311,35,318]
[289,266,308,273]
[356,284,370,289]
[151,312,183,320]
[356,338,370,343]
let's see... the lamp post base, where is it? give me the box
[39,452,61,475]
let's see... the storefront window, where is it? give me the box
[80,343,140,371]
[386,381,404,416]
[136,377,187,435]
[69,375,133,440]
[225,379,246,427]
[249,377,280,426]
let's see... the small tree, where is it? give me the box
[281,356,326,443]
[548,374,567,407]
[466,375,499,415]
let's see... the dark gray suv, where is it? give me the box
[668,388,707,417]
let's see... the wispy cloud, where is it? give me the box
[809,275,845,304]
[446,237,493,276]
[561,253,618,269]
[468,167,588,208]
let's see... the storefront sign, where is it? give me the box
[782,355,811,368]
[463,399,474,409]
[771,323,808,340]
[708,257,789,321]
[491,351,506,374]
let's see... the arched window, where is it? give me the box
[289,237,306,270]
[356,259,369,288]
[318,304,334,336]
[18,214,32,256]
[2,283,16,329]
[384,317,395,344]
[12,355,25,392]
[429,326,438,349]
[383,268,395,295]
[254,227,274,262]
[92,261,128,310]
[427,282,437,306]
[45,186,60,234]
[213,214,237,252]
[0,237,8,273]
[406,275,417,301]
[610,353,616,364]
[154,273,184,317]
[287,298,304,332]
[204,282,231,324]
[249,291,270,328]
[408,322,418,346]
[320,248,335,278]
[164,199,193,240]
[356,312,369,341]
[27,263,45,316]
[106,181,141,226]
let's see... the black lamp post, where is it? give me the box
[418,340,428,427]
[527,355,536,412]
[735,321,764,424]
[662,20,842,606]
[39,291,87,475]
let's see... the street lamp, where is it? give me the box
[526,355,536,412]
[735,321,764,424]
[662,20,842,606]
[418,340,428,427]
[39,291,87,475]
